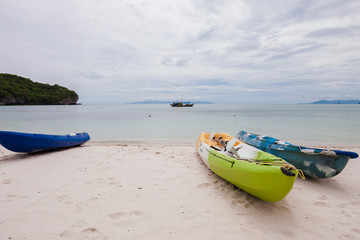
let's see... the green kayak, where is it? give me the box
[196,132,304,202]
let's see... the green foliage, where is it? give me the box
[0,73,78,105]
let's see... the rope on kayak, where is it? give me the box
[280,163,305,180]
[207,149,235,166]
[257,161,305,180]
[297,169,305,179]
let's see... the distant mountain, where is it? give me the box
[311,100,360,104]
[129,100,214,104]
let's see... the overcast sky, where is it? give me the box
[1,0,359,104]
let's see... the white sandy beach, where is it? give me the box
[0,143,359,240]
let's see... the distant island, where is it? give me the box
[311,100,360,104]
[0,73,79,105]
[129,100,214,104]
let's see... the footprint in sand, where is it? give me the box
[131,210,142,216]
[86,178,122,187]
[2,179,12,184]
[77,168,88,173]
[71,220,88,228]
[319,195,328,200]
[59,230,72,238]
[281,230,296,238]
[108,212,127,220]
[198,183,212,188]
[81,227,107,240]
[6,194,28,201]
[313,201,329,207]
[337,200,360,209]
[108,210,142,220]
[57,195,82,209]
[107,178,122,187]
[351,228,360,234]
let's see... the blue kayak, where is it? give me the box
[0,131,90,153]
[237,130,358,178]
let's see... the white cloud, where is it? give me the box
[0,0,360,104]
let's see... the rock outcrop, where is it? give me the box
[0,73,79,105]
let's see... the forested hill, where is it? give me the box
[0,73,79,105]
[311,100,360,104]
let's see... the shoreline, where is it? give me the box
[87,140,360,149]
[1,143,359,239]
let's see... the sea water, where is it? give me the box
[0,104,359,148]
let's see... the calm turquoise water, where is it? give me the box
[1,104,359,147]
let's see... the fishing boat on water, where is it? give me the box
[196,132,303,202]
[237,130,359,178]
[0,131,90,153]
[170,101,194,107]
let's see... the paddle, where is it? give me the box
[212,136,227,149]
[209,132,215,140]
[226,138,240,159]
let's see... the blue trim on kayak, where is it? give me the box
[334,150,358,159]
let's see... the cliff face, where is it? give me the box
[0,73,79,105]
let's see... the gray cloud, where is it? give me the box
[1,0,360,104]
[266,44,325,60]
[162,57,189,67]
[305,26,360,38]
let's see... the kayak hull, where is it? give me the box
[196,132,299,202]
[237,130,358,178]
[0,131,90,153]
